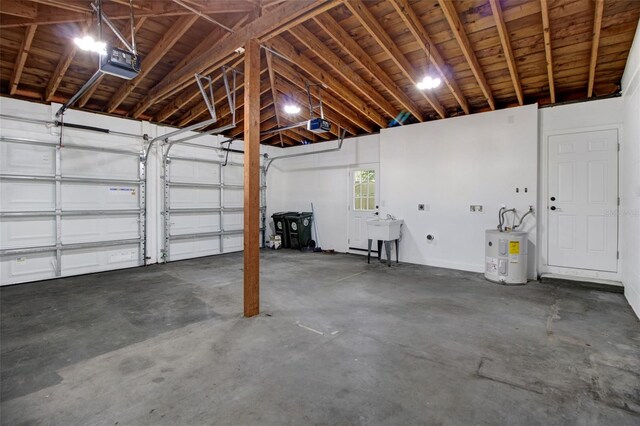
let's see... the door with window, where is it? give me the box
[348,165,380,252]
[547,129,618,272]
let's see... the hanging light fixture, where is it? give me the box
[416,42,441,90]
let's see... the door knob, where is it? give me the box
[550,196,556,201]
[374,212,379,215]
[550,206,556,211]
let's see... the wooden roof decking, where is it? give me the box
[1,0,639,146]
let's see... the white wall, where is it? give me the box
[379,104,538,276]
[267,104,538,277]
[538,97,624,282]
[621,24,640,318]
[265,135,379,253]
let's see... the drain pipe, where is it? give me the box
[264,128,347,175]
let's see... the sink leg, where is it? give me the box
[385,241,391,267]
[395,239,399,264]
[377,240,382,261]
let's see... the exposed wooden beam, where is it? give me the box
[588,0,605,98]
[389,0,469,114]
[273,70,358,136]
[265,36,384,129]
[133,19,248,119]
[489,0,523,105]
[142,0,338,108]
[265,50,285,147]
[176,68,269,128]
[45,21,89,102]
[540,0,556,103]
[437,0,495,110]
[9,24,37,95]
[77,17,147,108]
[345,0,447,119]
[29,0,89,14]
[289,24,399,123]
[105,14,198,113]
[0,0,37,18]
[243,38,260,318]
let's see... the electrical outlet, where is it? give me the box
[418,204,425,211]
[470,205,484,213]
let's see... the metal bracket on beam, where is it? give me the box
[195,73,217,122]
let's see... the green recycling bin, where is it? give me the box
[272,212,297,248]
[285,212,313,250]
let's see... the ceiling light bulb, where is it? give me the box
[284,104,301,114]
[416,75,441,90]
[74,36,107,54]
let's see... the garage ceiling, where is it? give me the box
[1,0,639,146]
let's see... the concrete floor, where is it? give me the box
[1,250,639,425]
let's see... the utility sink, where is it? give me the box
[366,218,403,241]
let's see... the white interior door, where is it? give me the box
[348,165,380,251]
[547,129,618,272]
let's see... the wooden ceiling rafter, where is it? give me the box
[389,0,469,115]
[265,36,385,129]
[175,67,269,128]
[133,17,248,119]
[155,57,244,123]
[0,0,37,19]
[437,0,496,111]
[345,0,447,119]
[105,14,198,113]
[489,0,523,106]
[288,24,400,123]
[588,0,605,98]
[9,23,37,95]
[314,13,425,122]
[272,68,359,136]
[265,49,285,147]
[45,20,90,102]
[141,0,339,109]
[540,0,556,103]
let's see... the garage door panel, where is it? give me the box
[0,181,55,211]
[224,188,243,208]
[1,217,55,249]
[61,216,140,244]
[170,160,220,184]
[62,184,139,210]
[1,252,56,285]
[170,213,220,236]
[62,245,139,276]
[170,237,221,261]
[169,187,220,209]
[223,212,243,231]
[62,151,138,180]
[222,235,243,253]
[1,143,55,176]
[223,165,243,185]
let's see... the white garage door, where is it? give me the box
[162,142,265,262]
[0,136,145,285]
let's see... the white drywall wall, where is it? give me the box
[265,135,379,253]
[379,104,538,276]
[621,23,640,318]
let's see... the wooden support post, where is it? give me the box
[243,38,261,318]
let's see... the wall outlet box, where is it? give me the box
[470,205,484,213]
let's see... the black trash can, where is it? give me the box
[272,212,297,248]
[286,212,313,250]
